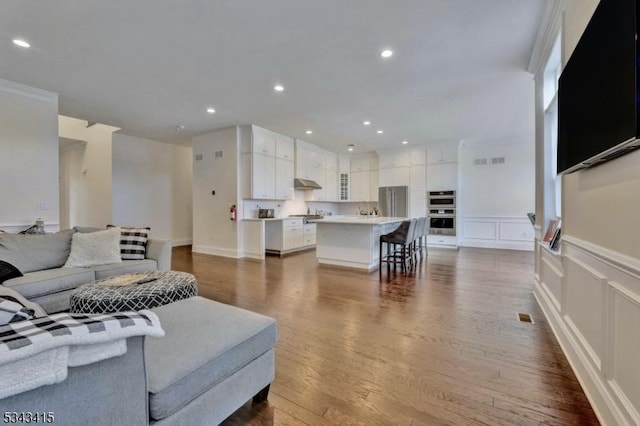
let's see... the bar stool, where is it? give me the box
[379,219,416,275]
[414,217,428,260]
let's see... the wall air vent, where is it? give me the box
[491,157,505,165]
[473,158,487,165]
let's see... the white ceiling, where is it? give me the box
[1,0,545,153]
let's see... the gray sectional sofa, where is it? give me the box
[0,230,278,425]
[0,229,172,313]
[2,296,277,425]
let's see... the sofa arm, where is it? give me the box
[147,239,172,270]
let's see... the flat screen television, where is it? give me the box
[557,0,640,174]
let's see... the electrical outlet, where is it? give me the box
[36,201,48,211]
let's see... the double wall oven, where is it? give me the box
[428,190,456,235]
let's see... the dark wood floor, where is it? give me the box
[171,246,600,426]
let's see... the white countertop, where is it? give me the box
[243,217,288,221]
[313,216,405,225]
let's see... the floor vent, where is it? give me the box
[517,313,534,323]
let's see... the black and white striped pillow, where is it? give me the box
[107,226,150,260]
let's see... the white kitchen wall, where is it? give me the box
[112,133,193,244]
[458,139,535,250]
[0,79,59,232]
[58,115,119,228]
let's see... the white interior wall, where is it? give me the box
[59,139,86,230]
[459,140,535,217]
[112,133,193,244]
[457,140,535,250]
[192,126,242,257]
[0,79,59,232]
[533,1,640,424]
[58,115,119,228]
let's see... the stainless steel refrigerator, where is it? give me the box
[378,186,409,217]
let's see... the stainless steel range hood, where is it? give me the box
[294,178,322,190]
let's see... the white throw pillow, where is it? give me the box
[64,228,122,268]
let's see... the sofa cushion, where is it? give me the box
[72,226,104,233]
[0,230,74,273]
[63,229,122,268]
[3,268,95,299]
[146,296,277,421]
[92,259,157,280]
[0,260,23,284]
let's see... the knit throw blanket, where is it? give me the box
[0,310,164,399]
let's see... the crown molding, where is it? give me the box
[528,0,567,74]
[0,78,58,102]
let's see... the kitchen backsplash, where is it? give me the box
[243,191,378,219]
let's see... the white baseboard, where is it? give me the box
[191,245,242,259]
[242,251,265,260]
[458,238,534,251]
[172,238,192,247]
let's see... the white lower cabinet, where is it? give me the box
[265,219,316,255]
[426,234,457,248]
[303,223,317,246]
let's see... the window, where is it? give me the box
[543,33,562,219]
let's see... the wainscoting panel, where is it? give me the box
[534,235,640,425]
[563,255,606,371]
[610,282,640,423]
[458,216,533,251]
[539,244,562,312]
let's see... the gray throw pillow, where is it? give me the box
[0,230,74,273]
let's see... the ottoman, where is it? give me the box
[70,271,197,313]
[146,296,277,425]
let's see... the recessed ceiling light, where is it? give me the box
[274,84,284,92]
[380,49,393,58]
[377,130,384,134]
[347,144,355,152]
[305,130,313,135]
[206,108,216,114]
[363,121,371,126]
[172,125,185,131]
[402,140,408,145]
[12,39,30,48]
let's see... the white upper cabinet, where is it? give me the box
[427,143,458,164]
[426,162,457,191]
[252,127,276,156]
[251,153,276,199]
[243,125,293,200]
[351,155,371,172]
[338,154,351,173]
[325,152,338,171]
[275,134,294,161]
[378,150,412,168]
[295,140,316,179]
[275,157,294,200]
[410,164,426,191]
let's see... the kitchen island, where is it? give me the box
[313,216,404,270]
